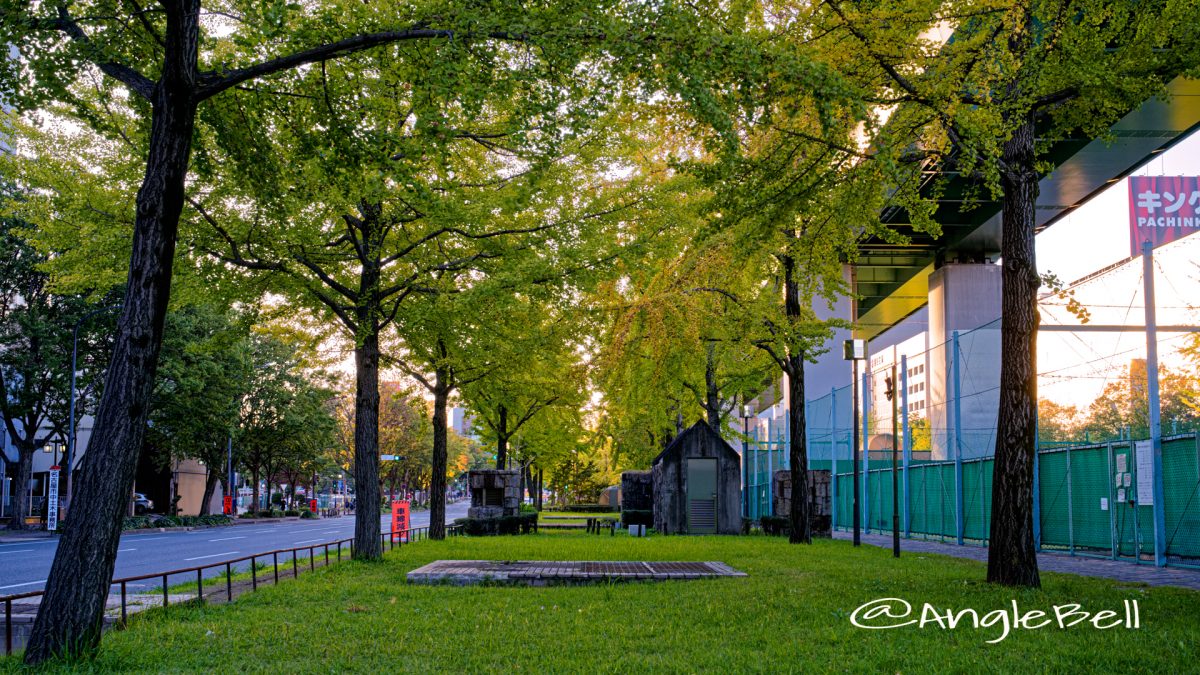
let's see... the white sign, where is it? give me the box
[1100,498,1109,511]
[1116,454,1127,474]
[1134,440,1154,506]
[46,467,60,531]
[1117,488,1126,503]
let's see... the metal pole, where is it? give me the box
[900,355,910,537]
[952,331,964,546]
[862,370,871,533]
[891,363,900,557]
[227,434,234,515]
[1141,240,1167,567]
[852,359,860,546]
[1033,421,1042,551]
[742,413,750,520]
[64,304,118,505]
[830,387,838,530]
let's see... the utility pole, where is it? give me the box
[844,339,865,546]
[887,362,900,558]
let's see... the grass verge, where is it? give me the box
[4,533,1198,672]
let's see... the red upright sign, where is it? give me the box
[223,495,233,515]
[1128,176,1200,256]
[391,500,410,543]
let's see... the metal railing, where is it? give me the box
[2,523,462,656]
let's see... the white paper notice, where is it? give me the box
[1100,498,1109,511]
[1116,453,1127,474]
[1117,488,1126,503]
[1135,440,1154,506]
[1124,473,1132,488]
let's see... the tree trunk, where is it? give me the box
[25,4,201,662]
[430,368,450,539]
[523,463,535,502]
[198,469,218,516]
[251,469,261,513]
[495,405,508,469]
[7,447,34,531]
[351,328,383,560]
[987,118,1042,588]
[536,468,543,510]
[705,342,721,432]
[783,254,811,544]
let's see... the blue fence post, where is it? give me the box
[862,370,871,534]
[830,387,838,530]
[766,416,773,517]
[952,331,964,546]
[900,355,911,538]
[1033,421,1042,551]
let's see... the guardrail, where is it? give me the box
[2,523,462,656]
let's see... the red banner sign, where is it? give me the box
[1128,176,1200,256]
[391,500,410,543]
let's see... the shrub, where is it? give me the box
[621,509,653,527]
[122,516,154,531]
[760,515,790,536]
[284,509,301,517]
[453,512,538,536]
[239,512,258,519]
[300,510,318,519]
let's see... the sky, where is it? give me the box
[1035,130,1200,407]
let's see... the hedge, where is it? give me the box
[453,512,539,536]
[620,509,653,527]
[553,504,617,513]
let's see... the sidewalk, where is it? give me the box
[833,531,1200,591]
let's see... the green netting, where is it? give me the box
[1163,436,1200,559]
[1038,451,1071,550]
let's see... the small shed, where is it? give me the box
[652,422,741,534]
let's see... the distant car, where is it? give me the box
[134,493,154,514]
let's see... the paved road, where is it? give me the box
[0,500,470,594]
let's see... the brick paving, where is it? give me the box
[406,560,746,586]
[833,531,1200,591]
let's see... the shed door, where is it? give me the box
[687,458,717,534]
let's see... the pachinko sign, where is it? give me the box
[1128,176,1200,256]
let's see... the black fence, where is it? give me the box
[3,524,462,656]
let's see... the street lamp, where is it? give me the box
[843,338,866,547]
[741,403,753,521]
[64,303,121,510]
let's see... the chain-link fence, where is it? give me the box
[741,318,1200,569]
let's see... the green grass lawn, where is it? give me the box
[6,533,1198,673]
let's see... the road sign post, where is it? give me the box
[47,466,61,532]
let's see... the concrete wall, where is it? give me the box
[927,263,1001,460]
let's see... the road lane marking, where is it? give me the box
[117,548,137,552]
[209,536,245,542]
[293,538,325,545]
[0,549,34,554]
[184,552,238,561]
[0,580,46,590]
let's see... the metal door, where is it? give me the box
[688,458,718,534]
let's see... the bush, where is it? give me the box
[519,503,538,515]
[239,512,258,519]
[453,512,538,536]
[760,515,790,536]
[284,509,301,517]
[300,510,318,519]
[122,514,233,530]
[621,509,653,527]
[554,504,617,513]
